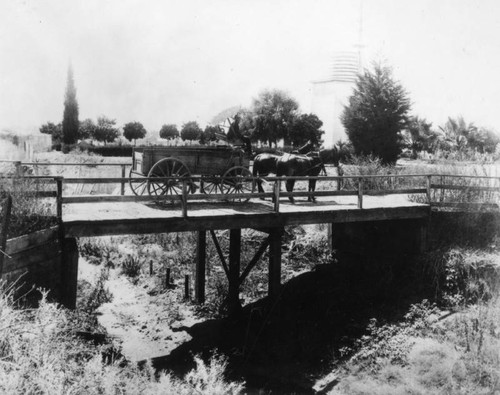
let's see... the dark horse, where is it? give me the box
[276,152,327,203]
[252,152,281,195]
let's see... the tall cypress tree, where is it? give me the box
[62,65,79,146]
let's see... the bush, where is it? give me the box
[77,142,133,157]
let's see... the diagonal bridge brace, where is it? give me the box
[209,230,270,286]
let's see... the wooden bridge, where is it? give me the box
[2,160,499,312]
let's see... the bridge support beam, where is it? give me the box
[268,227,283,300]
[331,218,428,257]
[195,230,206,304]
[227,228,242,314]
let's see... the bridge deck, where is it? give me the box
[63,194,430,237]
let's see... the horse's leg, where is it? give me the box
[286,179,295,203]
[308,179,317,202]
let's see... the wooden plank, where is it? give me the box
[431,184,500,192]
[4,241,61,272]
[63,205,431,238]
[6,226,60,254]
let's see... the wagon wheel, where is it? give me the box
[147,158,193,205]
[200,176,223,194]
[129,168,148,196]
[221,166,255,202]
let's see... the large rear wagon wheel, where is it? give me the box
[147,158,193,206]
[129,168,148,196]
[221,166,255,202]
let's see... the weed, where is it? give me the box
[121,254,143,278]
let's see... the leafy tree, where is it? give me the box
[250,89,299,147]
[92,116,119,144]
[159,124,179,140]
[341,64,411,164]
[210,106,243,126]
[403,116,439,158]
[79,118,96,141]
[123,121,147,145]
[438,116,475,152]
[180,121,202,141]
[289,113,324,147]
[468,127,500,153]
[201,125,222,143]
[62,65,79,146]
[39,122,62,147]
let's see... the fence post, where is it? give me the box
[274,179,281,213]
[0,195,12,278]
[120,165,126,195]
[14,161,21,177]
[440,175,444,203]
[56,177,63,221]
[181,180,188,217]
[357,177,364,209]
[426,175,432,204]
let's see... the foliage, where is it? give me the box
[438,116,476,153]
[201,125,223,143]
[289,113,324,147]
[180,121,202,141]
[123,121,147,144]
[121,254,144,278]
[468,127,500,153]
[0,287,244,394]
[78,142,133,157]
[402,116,439,158]
[62,65,79,146]
[159,124,179,140]
[0,175,57,238]
[78,118,96,141]
[39,122,63,149]
[250,89,299,147]
[90,116,120,144]
[341,63,411,164]
[210,106,243,126]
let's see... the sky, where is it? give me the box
[1,0,500,135]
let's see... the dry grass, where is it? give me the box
[318,247,500,395]
[0,284,244,394]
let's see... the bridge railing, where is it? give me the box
[3,173,498,219]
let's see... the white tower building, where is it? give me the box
[311,51,361,147]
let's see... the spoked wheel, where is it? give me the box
[129,168,148,196]
[147,158,193,206]
[221,166,255,202]
[200,176,223,194]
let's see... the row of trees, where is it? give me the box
[340,64,500,163]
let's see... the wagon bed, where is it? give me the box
[129,145,253,202]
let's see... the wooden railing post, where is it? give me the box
[14,161,21,177]
[274,179,281,213]
[181,179,188,217]
[357,177,364,209]
[439,175,444,202]
[56,177,63,221]
[426,175,432,204]
[120,165,126,195]
[0,195,12,278]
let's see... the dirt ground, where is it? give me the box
[78,258,201,362]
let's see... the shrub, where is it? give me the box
[121,254,143,278]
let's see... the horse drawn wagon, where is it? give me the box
[129,145,255,202]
